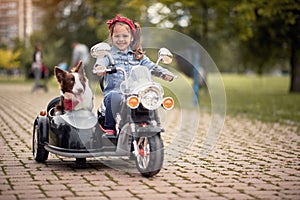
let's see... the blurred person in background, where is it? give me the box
[31,44,47,92]
[58,58,68,70]
[71,42,90,69]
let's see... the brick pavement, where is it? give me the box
[0,83,299,199]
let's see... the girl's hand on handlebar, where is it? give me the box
[94,66,107,76]
[162,73,175,82]
[97,71,107,76]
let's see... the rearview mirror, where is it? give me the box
[90,42,111,58]
[158,48,173,64]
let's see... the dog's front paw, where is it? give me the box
[54,104,63,115]
[55,111,62,115]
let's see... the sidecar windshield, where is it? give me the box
[120,65,153,94]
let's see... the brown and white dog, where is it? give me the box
[54,61,93,114]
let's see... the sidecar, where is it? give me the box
[32,97,126,168]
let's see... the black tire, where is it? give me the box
[32,118,49,162]
[135,134,164,177]
[76,158,86,169]
[47,96,60,114]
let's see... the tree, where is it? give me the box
[32,0,98,68]
[234,0,300,92]
[0,49,21,70]
[140,0,300,93]
[30,0,300,93]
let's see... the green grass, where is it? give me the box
[201,74,300,127]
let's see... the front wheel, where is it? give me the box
[135,135,164,177]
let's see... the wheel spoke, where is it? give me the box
[136,137,150,170]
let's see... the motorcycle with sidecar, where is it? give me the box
[32,42,175,177]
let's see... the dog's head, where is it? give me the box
[54,61,87,96]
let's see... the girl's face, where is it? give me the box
[111,23,133,51]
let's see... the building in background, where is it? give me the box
[0,0,44,47]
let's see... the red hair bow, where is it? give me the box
[107,14,136,34]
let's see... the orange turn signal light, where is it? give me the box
[162,97,174,110]
[127,96,140,109]
[40,110,47,116]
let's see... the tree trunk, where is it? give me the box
[290,45,300,93]
[200,2,209,48]
[290,19,300,93]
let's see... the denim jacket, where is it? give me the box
[94,46,171,97]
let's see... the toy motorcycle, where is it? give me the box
[32,42,174,177]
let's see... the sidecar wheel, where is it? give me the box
[76,158,86,169]
[135,135,164,177]
[32,118,49,162]
[47,96,60,114]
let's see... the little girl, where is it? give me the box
[94,14,174,135]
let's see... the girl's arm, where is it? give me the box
[140,55,174,81]
[94,56,110,76]
[94,56,110,68]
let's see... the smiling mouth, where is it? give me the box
[116,40,127,43]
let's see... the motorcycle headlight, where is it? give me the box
[139,86,162,110]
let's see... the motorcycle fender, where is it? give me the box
[134,126,162,137]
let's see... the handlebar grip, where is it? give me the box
[93,66,117,74]
[161,73,177,81]
[107,67,117,74]
[92,69,101,74]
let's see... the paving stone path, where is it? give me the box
[0,83,299,200]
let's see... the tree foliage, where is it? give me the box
[31,0,98,69]
[0,49,21,70]
[4,0,299,91]
[233,0,300,90]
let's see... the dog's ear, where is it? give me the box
[54,66,67,83]
[74,60,86,78]
[72,60,83,73]
[78,63,86,78]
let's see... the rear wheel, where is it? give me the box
[32,118,49,162]
[135,135,164,177]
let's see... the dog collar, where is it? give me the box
[64,98,79,111]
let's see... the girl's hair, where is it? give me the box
[108,17,145,60]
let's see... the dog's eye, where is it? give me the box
[68,77,75,82]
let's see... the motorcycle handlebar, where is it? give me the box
[106,67,117,74]
[93,66,176,82]
[92,66,118,74]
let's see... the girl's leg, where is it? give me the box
[104,92,122,130]
[32,68,42,92]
